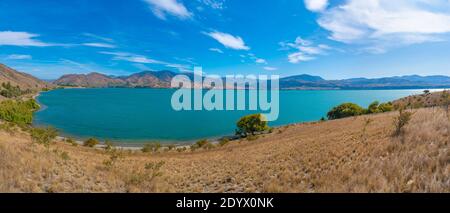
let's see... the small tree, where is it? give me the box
[104,140,114,151]
[196,139,209,147]
[142,143,161,153]
[236,114,269,137]
[442,90,450,113]
[378,102,394,112]
[393,109,413,137]
[84,138,99,147]
[65,137,78,146]
[327,103,364,120]
[367,101,380,114]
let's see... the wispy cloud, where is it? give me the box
[304,0,328,12]
[7,59,129,79]
[143,0,192,20]
[82,43,116,48]
[311,0,450,53]
[209,48,224,53]
[100,51,163,64]
[100,51,192,72]
[198,0,225,10]
[5,54,32,60]
[165,63,192,72]
[0,31,54,47]
[242,53,268,64]
[204,31,250,50]
[82,33,114,43]
[263,66,278,71]
[288,52,316,63]
[280,37,330,63]
[255,58,267,64]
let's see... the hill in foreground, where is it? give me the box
[0,106,448,192]
[0,64,51,91]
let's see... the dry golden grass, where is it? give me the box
[0,107,449,192]
[394,90,449,109]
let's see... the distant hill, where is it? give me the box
[54,71,180,88]
[52,70,450,90]
[0,63,52,91]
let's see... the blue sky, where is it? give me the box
[1,0,450,79]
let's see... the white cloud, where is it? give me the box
[315,0,450,52]
[205,31,250,50]
[100,51,192,72]
[288,52,316,63]
[280,37,330,63]
[9,59,129,79]
[209,48,224,53]
[0,31,53,47]
[83,43,116,48]
[100,51,163,64]
[198,0,225,10]
[5,54,32,60]
[304,0,329,12]
[165,63,192,72]
[143,0,192,20]
[263,66,278,71]
[255,58,267,64]
[82,33,114,43]
[245,53,267,64]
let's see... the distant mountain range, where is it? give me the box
[54,69,450,90]
[1,63,449,90]
[280,74,450,89]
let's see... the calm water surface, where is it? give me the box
[34,88,432,143]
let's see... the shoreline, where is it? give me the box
[31,88,447,150]
[53,135,226,150]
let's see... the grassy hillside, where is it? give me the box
[0,106,448,192]
[0,64,51,92]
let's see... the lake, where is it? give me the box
[34,88,430,143]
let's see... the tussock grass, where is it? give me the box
[0,107,448,192]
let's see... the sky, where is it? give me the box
[1,0,450,80]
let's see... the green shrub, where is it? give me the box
[190,144,199,151]
[442,91,450,110]
[196,139,209,147]
[84,138,99,147]
[177,147,187,152]
[0,82,30,98]
[367,101,381,114]
[167,144,176,151]
[60,151,70,161]
[246,135,259,141]
[30,127,58,147]
[393,109,413,137]
[104,140,114,151]
[0,99,40,125]
[65,137,78,146]
[236,114,269,137]
[219,137,230,146]
[378,102,394,112]
[327,101,393,120]
[103,150,123,169]
[142,143,161,153]
[327,103,364,120]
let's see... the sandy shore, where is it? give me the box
[53,135,228,151]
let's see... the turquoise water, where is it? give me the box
[34,88,430,143]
